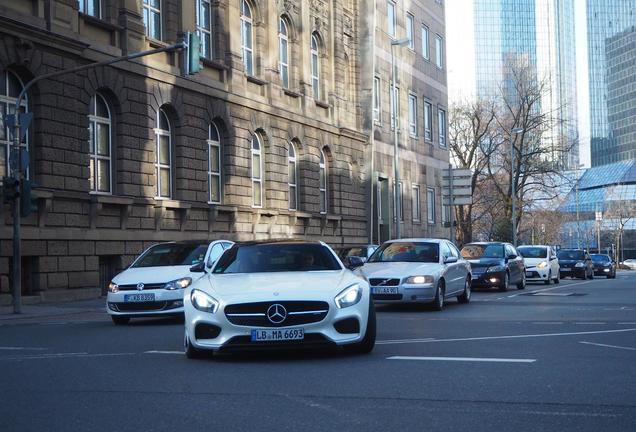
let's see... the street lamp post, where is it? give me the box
[510,127,524,246]
[391,38,410,239]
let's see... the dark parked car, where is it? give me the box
[557,249,594,279]
[591,254,616,278]
[460,242,525,291]
[337,245,379,263]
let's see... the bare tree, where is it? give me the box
[603,188,636,263]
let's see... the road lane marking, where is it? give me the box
[1,352,135,361]
[376,328,636,345]
[618,322,636,325]
[506,280,593,298]
[0,347,46,351]
[531,322,563,325]
[579,341,636,351]
[388,356,536,363]
[145,350,183,355]
[575,322,606,325]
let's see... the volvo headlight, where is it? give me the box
[486,265,506,273]
[190,289,219,313]
[164,277,192,290]
[537,261,548,269]
[108,281,119,293]
[335,284,362,309]
[405,275,434,284]
[575,262,585,268]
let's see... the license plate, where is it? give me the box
[251,328,304,342]
[372,286,399,294]
[124,293,155,302]
[526,271,533,277]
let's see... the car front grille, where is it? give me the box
[225,301,329,328]
[118,283,165,291]
[368,278,400,287]
[110,301,168,312]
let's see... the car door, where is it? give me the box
[440,241,460,294]
[449,242,468,292]
[505,244,522,284]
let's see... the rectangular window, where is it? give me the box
[422,25,430,60]
[373,77,381,122]
[435,34,444,68]
[438,108,446,147]
[412,184,420,222]
[197,0,212,59]
[427,188,435,224]
[408,94,417,137]
[388,1,396,38]
[424,101,432,141]
[143,0,162,40]
[390,84,399,130]
[406,14,414,49]
[78,0,101,18]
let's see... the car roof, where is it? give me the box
[518,245,551,248]
[384,238,445,244]
[233,239,324,247]
[464,242,505,246]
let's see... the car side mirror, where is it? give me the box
[189,261,206,273]
[507,254,517,260]
[345,256,365,269]
[444,256,458,264]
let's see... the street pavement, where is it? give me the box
[1,272,635,431]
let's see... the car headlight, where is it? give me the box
[405,275,434,284]
[163,277,192,290]
[575,262,585,268]
[190,289,219,313]
[486,265,506,273]
[108,281,119,293]
[537,261,548,269]
[335,284,362,309]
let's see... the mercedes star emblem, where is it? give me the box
[137,283,145,291]
[266,304,287,324]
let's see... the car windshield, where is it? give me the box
[131,243,208,268]
[591,254,610,263]
[460,244,504,259]
[557,250,585,260]
[517,247,547,259]
[367,242,439,263]
[213,243,342,273]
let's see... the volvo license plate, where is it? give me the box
[124,293,155,302]
[251,328,304,342]
[372,286,399,295]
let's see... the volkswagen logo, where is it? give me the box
[136,283,145,291]
[266,304,287,324]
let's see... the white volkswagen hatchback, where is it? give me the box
[517,245,560,285]
[183,240,375,358]
[107,240,233,324]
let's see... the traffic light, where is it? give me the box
[20,179,37,217]
[2,177,19,203]
[185,32,202,75]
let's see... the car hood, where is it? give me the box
[113,266,195,285]
[523,257,549,266]
[559,259,584,265]
[359,262,442,279]
[201,270,357,302]
[466,258,505,269]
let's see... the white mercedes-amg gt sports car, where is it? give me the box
[183,240,375,358]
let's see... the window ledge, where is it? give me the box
[283,89,302,98]
[80,13,121,31]
[315,100,330,109]
[247,75,268,86]
[147,38,169,49]
[91,195,134,206]
[202,58,229,71]
[154,199,191,210]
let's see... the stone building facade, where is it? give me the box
[0,0,448,300]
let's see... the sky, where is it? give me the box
[446,0,591,167]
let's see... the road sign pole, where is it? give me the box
[12,117,22,314]
[449,164,454,243]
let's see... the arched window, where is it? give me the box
[208,123,221,203]
[88,93,112,193]
[311,34,320,100]
[0,70,28,179]
[251,134,263,207]
[319,149,327,214]
[240,0,254,75]
[288,142,297,211]
[155,108,171,198]
[279,17,290,89]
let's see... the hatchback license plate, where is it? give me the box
[124,293,155,302]
[372,286,399,295]
[525,271,533,277]
[251,328,304,342]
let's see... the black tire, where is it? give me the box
[457,277,471,304]
[517,272,526,290]
[111,316,130,325]
[431,280,446,310]
[344,298,376,354]
[498,272,509,292]
[587,269,594,280]
[544,271,552,285]
[554,273,560,284]
[184,333,208,359]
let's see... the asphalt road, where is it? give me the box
[1,272,635,432]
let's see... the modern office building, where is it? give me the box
[448,0,579,169]
[0,1,449,301]
[587,0,636,167]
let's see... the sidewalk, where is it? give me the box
[0,297,106,324]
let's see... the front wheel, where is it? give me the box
[544,271,552,285]
[430,280,446,310]
[457,277,471,304]
[344,299,376,354]
[517,272,526,290]
[499,272,509,292]
[554,272,560,284]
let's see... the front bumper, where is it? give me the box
[525,267,550,281]
[370,283,437,304]
[560,267,586,278]
[185,296,370,352]
[594,267,612,276]
[106,289,184,317]
[471,271,505,288]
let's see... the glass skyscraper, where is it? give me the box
[587,0,636,167]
